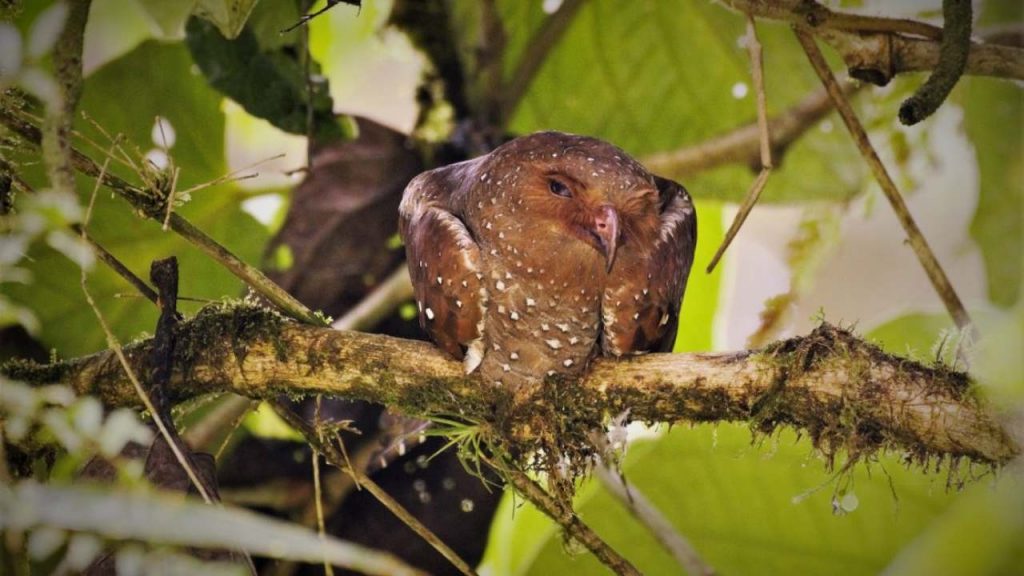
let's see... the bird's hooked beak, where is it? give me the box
[593,204,620,272]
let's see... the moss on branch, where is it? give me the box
[4,303,1018,469]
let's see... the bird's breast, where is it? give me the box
[476,240,607,388]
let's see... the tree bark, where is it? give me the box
[5,304,1017,467]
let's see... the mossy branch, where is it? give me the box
[5,304,1017,468]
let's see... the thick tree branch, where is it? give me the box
[720,0,1024,83]
[6,305,1017,467]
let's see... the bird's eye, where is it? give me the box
[548,179,571,198]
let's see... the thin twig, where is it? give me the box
[720,0,1023,83]
[595,465,714,576]
[161,166,179,231]
[707,15,773,273]
[281,0,360,34]
[492,458,640,576]
[500,0,588,122]
[312,449,336,576]
[793,27,973,333]
[71,225,159,305]
[0,106,325,327]
[79,158,213,505]
[642,83,861,181]
[719,0,943,40]
[898,0,972,125]
[272,402,479,576]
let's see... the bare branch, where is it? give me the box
[494,458,640,575]
[271,402,479,576]
[719,0,1024,83]
[707,15,773,273]
[794,29,974,334]
[641,83,861,181]
[7,305,1016,466]
[719,0,943,39]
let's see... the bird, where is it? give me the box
[399,131,697,390]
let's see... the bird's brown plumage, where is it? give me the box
[399,132,696,389]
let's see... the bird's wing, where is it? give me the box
[399,164,487,371]
[601,176,697,355]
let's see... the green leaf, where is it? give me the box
[962,77,1023,308]
[866,312,954,362]
[491,0,865,202]
[503,425,958,575]
[0,481,422,575]
[5,41,268,356]
[185,8,349,143]
[193,0,260,40]
[134,0,198,37]
[880,472,1024,576]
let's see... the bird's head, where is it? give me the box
[474,132,663,272]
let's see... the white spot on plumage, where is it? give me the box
[556,323,570,333]
[569,336,579,345]
[510,311,520,321]
[563,359,574,367]
[464,339,484,374]
[502,363,511,372]
[526,297,536,307]
[456,300,463,308]
[510,352,519,360]
[425,307,435,320]
[541,323,550,331]
[436,276,443,285]
[496,280,506,291]
[545,338,562,349]
[659,313,670,326]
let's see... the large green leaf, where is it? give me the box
[5,41,268,356]
[185,1,350,143]
[492,0,865,202]
[486,424,960,576]
[962,77,1023,307]
[959,0,1024,307]
[0,481,421,575]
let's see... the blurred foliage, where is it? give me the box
[4,40,269,356]
[185,1,351,143]
[482,424,974,575]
